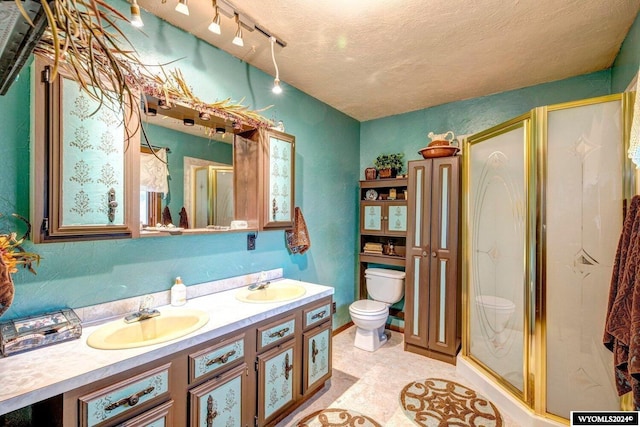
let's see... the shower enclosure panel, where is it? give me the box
[464,116,531,401]
[541,97,626,418]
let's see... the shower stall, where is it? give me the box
[462,93,635,422]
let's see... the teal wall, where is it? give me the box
[0,0,360,326]
[612,9,640,93]
[360,71,612,174]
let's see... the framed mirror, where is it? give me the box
[138,97,253,235]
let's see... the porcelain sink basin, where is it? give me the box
[87,308,210,350]
[235,280,306,303]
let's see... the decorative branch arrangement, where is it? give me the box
[22,0,272,130]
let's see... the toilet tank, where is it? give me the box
[365,268,405,304]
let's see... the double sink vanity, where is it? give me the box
[0,277,334,427]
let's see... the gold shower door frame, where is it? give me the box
[462,93,635,423]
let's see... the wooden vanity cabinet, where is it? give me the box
[404,157,461,365]
[61,297,332,427]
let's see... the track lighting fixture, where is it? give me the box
[232,15,244,47]
[183,118,195,126]
[130,0,143,27]
[175,0,189,16]
[270,37,282,94]
[208,4,221,35]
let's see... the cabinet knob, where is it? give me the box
[432,251,437,257]
[422,251,427,257]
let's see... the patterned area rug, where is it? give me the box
[400,378,503,426]
[295,408,382,426]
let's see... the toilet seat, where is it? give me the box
[476,295,515,311]
[349,299,388,316]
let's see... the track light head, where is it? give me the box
[175,0,189,16]
[208,8,221,34]
[130,0,143,27]
[232,16,244,46]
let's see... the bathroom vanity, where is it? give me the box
[0,279,333,427]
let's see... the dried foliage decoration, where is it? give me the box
[22,0,272,130]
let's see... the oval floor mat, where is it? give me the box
[400,378,503,426]
[295,408,382,426]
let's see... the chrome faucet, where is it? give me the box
[248,271,270,291]
[124,295,161,323]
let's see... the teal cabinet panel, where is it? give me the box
[257,339,297,425]
[387,204,407,232]
[80,364,171,427]
[362,204,382,231]
[303,322,332,395]
[303,303,331,330]
[189,334,245,383]
[258,315,296,351]
[189,363,247,427]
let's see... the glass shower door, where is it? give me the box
[465,117,530,399]
[542,97,625,417]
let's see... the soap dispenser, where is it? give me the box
[171,277,187,306]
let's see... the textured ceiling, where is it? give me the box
[137,0,640,121]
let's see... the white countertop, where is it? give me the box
[0,279,333,415]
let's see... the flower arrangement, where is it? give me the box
[0,214,40,317]
[374,153,405,175]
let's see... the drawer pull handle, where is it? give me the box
[206,395,218,427]
[104,386,155,411]
[312,339,319,363]
[269,327,290,338]
[206,349,237,366]
[284,353,293,380]
[311,310,327,320]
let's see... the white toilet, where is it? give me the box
[475,295,516,347]
[349,268,405,351]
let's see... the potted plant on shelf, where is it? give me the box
[374,153,405,179]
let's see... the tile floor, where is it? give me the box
[276,326,519,426]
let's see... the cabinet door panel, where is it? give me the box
[427,157,460,354]
[33,57,139,242]
[189,363,247,427]
[361,203,383,233]
[263,129,295,229]
[302,322,332,395]
[386,202,408,234]
[257,340,298,426]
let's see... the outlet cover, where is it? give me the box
[247,232,256,250]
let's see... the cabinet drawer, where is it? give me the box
[79,363,171,427]
[257,314,296,352]
[302,300,332,331]
[189,334,245,384]
[117,400,174,427]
